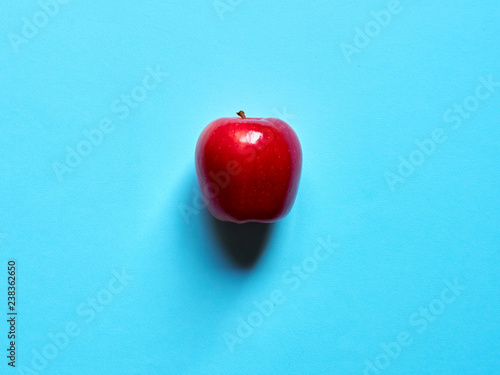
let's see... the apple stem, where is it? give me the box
[236,111,246,119]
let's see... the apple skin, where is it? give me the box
[195,114,302,223]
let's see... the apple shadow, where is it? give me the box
[206,212,274,269]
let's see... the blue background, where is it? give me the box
[1,0,499,374]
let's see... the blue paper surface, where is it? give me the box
[1,0,499,374]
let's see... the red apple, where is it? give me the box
[195,111,302,223]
